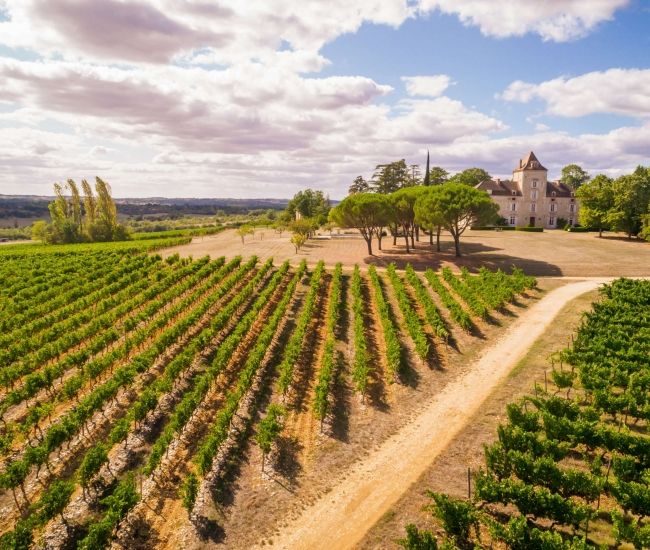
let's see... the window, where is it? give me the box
[531,203,536,212]
[509,216,516,225]
[550,203,557,212]
[570,204,575,213]
[569,218,574,226]
[532,180,538,188]
[531,189,538,200]
[510,202,516,211]
[511,190,517,196]
[549,217,555,226]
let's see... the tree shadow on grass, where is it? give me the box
[363,241,563,277]
[597,234,646,243]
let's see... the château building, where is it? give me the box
[475,152,579,228]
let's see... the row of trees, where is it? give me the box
[331,154,500,257]
[349,157,492,195]
[351,157,593,196]
[330,184,497,257]
[33,178,128,244]
[577,166,650,239]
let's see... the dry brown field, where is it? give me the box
[164,227,650,277]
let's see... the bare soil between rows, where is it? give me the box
[160,277,569,549]
[245,278,610,549]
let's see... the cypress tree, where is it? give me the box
[423,149,431,186]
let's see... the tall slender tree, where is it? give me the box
[423,150,431,186]
[95,177,118,241]
[48,183,68,233]
[81,179,97,234]
[66,179,82,233]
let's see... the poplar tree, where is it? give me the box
[81,179,97,234]
[66,179,82,233]
[94,177,118,241]
[41,176,126,243]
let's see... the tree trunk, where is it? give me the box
[415,225,420,242]
[429,229,433,246]
[598,227,603,238]
[365,237,373,256]
[378,233,383,250]
[453,234,461,257]
[436,226,441,252]
[403,226,410,253]
[410,227,415,249]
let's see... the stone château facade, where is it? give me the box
[475,152,579,228]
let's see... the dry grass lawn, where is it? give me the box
[163,228,650,277]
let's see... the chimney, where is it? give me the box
[519,159,522,168]
[496,178,501,184]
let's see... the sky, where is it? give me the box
[0,0,649,199]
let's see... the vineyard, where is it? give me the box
[402,278,650,549]
[0,245,538,549]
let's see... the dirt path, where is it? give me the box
[259,277,613,550]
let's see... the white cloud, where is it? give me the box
[0,0,414,64]
[401,75,452,97]
[418,0,628,42]
[0,0,645,199]
[501,68,650,118]
[89,145,111,156]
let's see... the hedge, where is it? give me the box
[515,227,544,232]
[470,226,516,231]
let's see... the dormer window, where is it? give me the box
[551,191,556,197]
[511,190,516,196]
[571,191,575,197]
